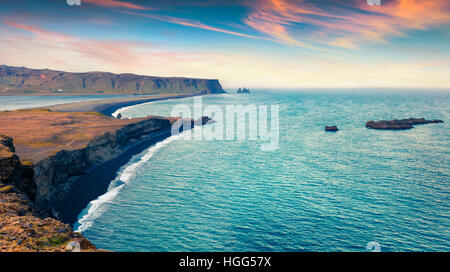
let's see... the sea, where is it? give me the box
[2,90,449,251]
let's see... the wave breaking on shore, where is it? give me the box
[74,128,193,232]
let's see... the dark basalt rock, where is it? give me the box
[1,136,98,252]
[366,118,443,130]
[237,87,251,94]
[325,126,339,131]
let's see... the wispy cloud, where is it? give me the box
[244,0,450,49]
[0,19,242,78]
[121,10,268,40]
[83,0,150,10]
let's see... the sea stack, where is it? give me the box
[237,87,251,94]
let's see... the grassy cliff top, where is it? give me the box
[0,109,154,162]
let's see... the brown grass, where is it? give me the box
[0,109,150,162]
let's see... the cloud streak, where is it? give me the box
[82,0,150,10]
[121,10,268,41]
[244,0,450,49]
[0,19,248,80]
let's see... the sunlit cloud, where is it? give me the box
[244,0,450,49]
[121,10,268,41]
[83,0,150,10]
[0,19,246,78]
[0,1,449,89]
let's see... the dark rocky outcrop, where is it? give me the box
[0,65,226,95]
[1,136,97,252]
[0,114,212,251]
[32,117,172,211]
[325,126,339,131]
[2,114,212,216]
[237,87,251,94]
[366,118,443,130]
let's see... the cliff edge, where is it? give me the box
[0,108,212,251]
[0,135,97,252]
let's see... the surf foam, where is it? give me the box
[74,129,193,232]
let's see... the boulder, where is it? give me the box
[325,126,339,131]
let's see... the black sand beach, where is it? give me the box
[46,92,207,225]
[46,92,201,115]
[53,130,173,225]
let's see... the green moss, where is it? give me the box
[48,235,69,246]
[35,235,69,248]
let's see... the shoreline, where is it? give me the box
[45,92,204,115]
[44,92,209,227]
[55,129,173,226]
[0,91,215,251]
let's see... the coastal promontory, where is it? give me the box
[0,65,226,95]
[0,107,212,251]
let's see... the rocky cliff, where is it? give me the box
[0,135,97,252]
[33,117,173,211]
[0,65,226,95]
[0,113,212,251]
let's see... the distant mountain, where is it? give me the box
[0,65,226,95]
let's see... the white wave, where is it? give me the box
[111,103,152,118]
[74,129,194,233]
[111,95,204,118]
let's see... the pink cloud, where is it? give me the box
[0,19,237,77]
[82,0,150,10]
[244,0,450,49]
[121,10,266,40]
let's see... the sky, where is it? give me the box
[0,0,449,89]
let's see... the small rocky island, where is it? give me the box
[325,126,339,131]
[237,87,251,94]
[366,118,443,130]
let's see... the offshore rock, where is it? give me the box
[366,118,443,130]
[325,126,339,132]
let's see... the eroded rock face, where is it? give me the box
[0,136,21,186]
[1,114,213,251]
[0,136,36,202]
[366,118,443,130]
[0,136,97,252]
[33,117,172,211]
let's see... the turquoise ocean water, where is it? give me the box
[19,91,450,252]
